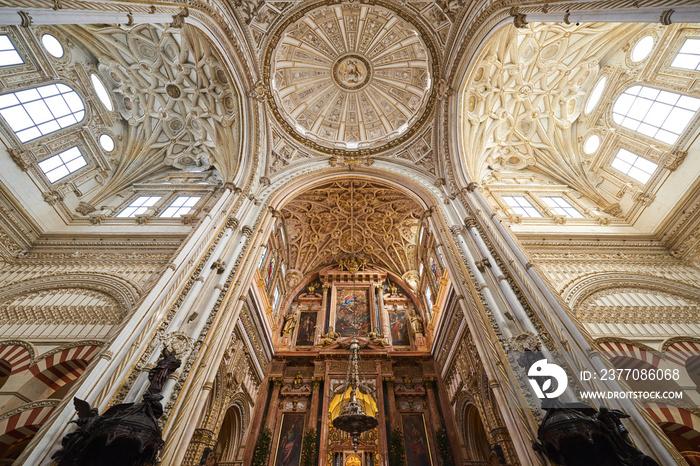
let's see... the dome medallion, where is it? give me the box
[268,3,434,153]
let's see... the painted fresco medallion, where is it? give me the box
[268,3,434,153]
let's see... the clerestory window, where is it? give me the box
[159,196,201,218]
[671,38,700,72]
[38,146,87,183]
[0,35,23,67]
[0,83,85,143]
[612,86,700,145]
[610,149,658,184]
[502,196,542,218]
[117,196,161,218]
[542,197,584,219]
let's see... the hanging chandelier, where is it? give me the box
[332,182,379,452]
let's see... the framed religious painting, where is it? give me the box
[335,288,370,337]
[295,311,317,346]
[274,413,305,466]
[401,413,433,466]
[388,308,410,346]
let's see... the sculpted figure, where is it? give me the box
[317,326,340,346]
[409,310,424,335]
[367,331,388,347]
[282,309,298,336]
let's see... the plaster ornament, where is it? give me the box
[268,3,433,153]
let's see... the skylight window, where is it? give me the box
[612,86,700,145]
[542,197,584,218]
[671,38,700,71]
[38,147,86,183]
[585,76,607,114]
[0,83,85,142]
[583,135,600,154]
[117,196,161,218]
[631,36,654,62]
[611,148,658,184]
[502,196,542,218]
[0,35,23,67]
[99,134,115,152]
[91,74,113,111]
[159,196,200,218]
[41,34,64,58]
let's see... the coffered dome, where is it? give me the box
[268,3,433,153]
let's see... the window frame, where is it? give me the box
[670,37,700,72]
[158,195,202,218]
[500,195,543,218]
[37,146,88,184]
[115,195,163,218]
[611,85,700,146]
[0,34,25,68]
[609,148,658,185]
[0,82,87,143]
[540,196,585,219]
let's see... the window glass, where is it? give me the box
[41,34,64,58]
[91,74,113,111]
[117,196,161,218]
[631,36,654,62]
[259,246,268,269]
[99,134,115,152]
[671,38,700,71]
[583,135,600,154]
[436,246,446,268]
[272,287,280,312]
[502,196,542,218]
[0,83,85,142]
[160,196,201,218]
[425,285,433,310]
[0,35,23,67]
[541,197,584,218]
[37,146,86,183]
[610,148,658,184]
[585,76,607,114]
[612,86,700,145]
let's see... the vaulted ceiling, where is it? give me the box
[281,180,422,276]
[70,23,240,206]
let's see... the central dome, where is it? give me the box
[269,4,433,152]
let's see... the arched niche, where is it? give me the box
[217,401,247,463]
[463,403,490,462]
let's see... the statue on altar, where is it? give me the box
[317,326,341,346]
[410,310,424,335]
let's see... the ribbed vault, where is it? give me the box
[281,179,422,276]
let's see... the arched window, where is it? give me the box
[0,83,85,143]
[612,86,700,145]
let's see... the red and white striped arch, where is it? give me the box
[646,403,700,447]
[29,345,101,391]
[596,340,660,369]
[664,340,700,373]
[0,404,57,453]
[0,343,33,375]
